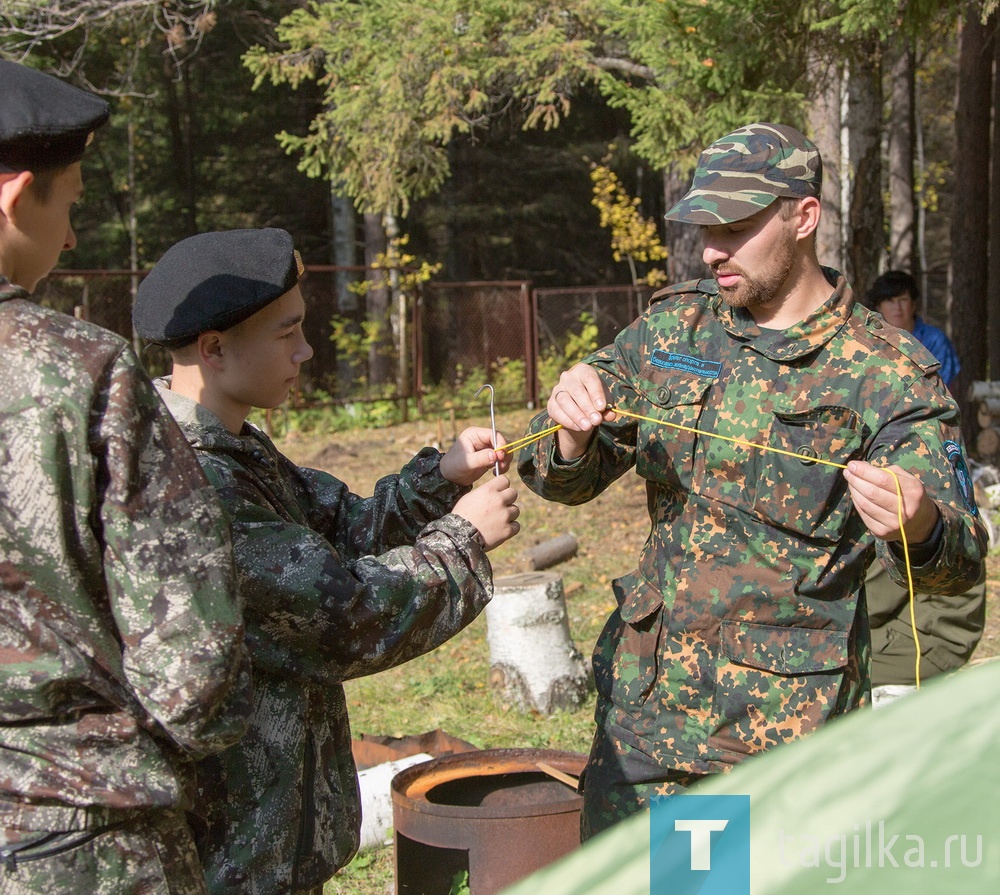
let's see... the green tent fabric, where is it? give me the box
[502,659,1000,894]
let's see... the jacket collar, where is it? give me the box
[154,377,266,457]
[711,268,855,362]
[0,275,30,304]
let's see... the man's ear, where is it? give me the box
[0,170,34,222]
[197,331,226,371]
[794,195,821,241]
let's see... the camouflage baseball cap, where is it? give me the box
[664,123,822,225]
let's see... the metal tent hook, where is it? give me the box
[474,383,500,476]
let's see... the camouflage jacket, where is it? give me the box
[518,272,986,775]
[154,384,494,895]
[0,282,251,832]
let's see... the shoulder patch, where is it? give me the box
[649,277,718,306]
[945,440,978,516]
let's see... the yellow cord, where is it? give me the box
[501,405,921,691]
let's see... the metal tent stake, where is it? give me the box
[475,383,501,476]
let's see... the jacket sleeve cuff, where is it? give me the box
[888,513,944,567]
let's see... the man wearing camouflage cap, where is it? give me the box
[0,59,252,894]
[518,122,986,837]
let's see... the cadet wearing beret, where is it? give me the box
[133,228,521,895]
[518,122,987,838]
[0,59,252,895]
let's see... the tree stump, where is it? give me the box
[485,572,589,715]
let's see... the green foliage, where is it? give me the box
[813,0,964,40]
[248,395,410,438]
[243,0,600,216]
[596,0,813,172]
[420,359,529,413]
[325,845,394,893]
[242,0,828,216]
[537,312,600,395]
[449,871,471,895]
[0,0,327,269]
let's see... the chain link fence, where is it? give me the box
[533,284,653,394]
[35,269,654,413]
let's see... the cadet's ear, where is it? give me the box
[0,170,34,222]
[196,330,225,371]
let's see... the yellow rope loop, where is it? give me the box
[499,404,920,690]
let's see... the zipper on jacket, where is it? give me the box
[293,726,318,886]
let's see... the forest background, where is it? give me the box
[2,0,1000,436]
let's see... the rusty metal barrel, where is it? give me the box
[391,747,586,894]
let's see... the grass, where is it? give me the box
[272,406,1000,895]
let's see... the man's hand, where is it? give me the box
[547,363,617,460]
[440,426,510,486]
[844,461,940,544]
[453,475,521,550]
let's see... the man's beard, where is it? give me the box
[713,239,796,310]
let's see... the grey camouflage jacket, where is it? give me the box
[0,284,251,832]
[519,272,987,776]
[155,384,494,895]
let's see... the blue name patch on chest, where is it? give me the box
[650,349,722,379]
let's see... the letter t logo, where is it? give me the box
[675,818,730,870]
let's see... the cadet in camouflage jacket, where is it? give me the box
[156,384,495,894]
[130,227,518,895]
[0,280,252,862]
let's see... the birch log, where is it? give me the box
[486,572,589,714]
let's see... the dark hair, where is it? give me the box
[866,270,919,308]
[25,167,60,202]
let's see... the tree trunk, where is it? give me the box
[949,7,993,443]
[384,211,409,421]
[888,36,917,275]
[662,163,704,283]
[363,211,392,386]
[846,41,884,301]
[486,572,589,715]
[159,56,198,237]
[808,54,846,272]
[331,187,357,309]
[990,17,1000,381]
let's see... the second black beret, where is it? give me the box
[133,228,302,345]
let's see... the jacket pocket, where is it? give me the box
[751,405,867,540]
[592,572,664,711]
[633,358,713,491]
[711,620,849,758]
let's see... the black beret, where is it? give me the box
[0,59,110,173]
[133,228,303,346]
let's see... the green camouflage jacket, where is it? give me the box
[154,384,494,895]
[0,282,251,832]
[518,272,986,776]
